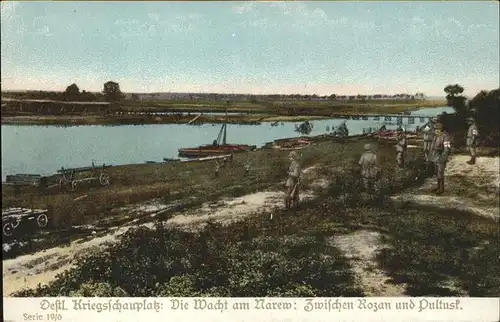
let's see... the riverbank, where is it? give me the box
[3,136,499,297]
[119,99,446,114]
[2,106,455,181]
[1,100,445,126]
[0,114,331,126]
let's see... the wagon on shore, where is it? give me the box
[2,207,50,237]
[58,162,111,192]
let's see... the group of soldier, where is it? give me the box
[421,117,478,193]
[357,116,479,196]
[283,116,479,209]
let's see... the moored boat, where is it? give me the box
[271,138,313,150]
[178,123,256,158]
[178,144,255,158]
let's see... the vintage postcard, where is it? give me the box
[1,1,499,320]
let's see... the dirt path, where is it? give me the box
[329,230,407,296]
[324,154,499,297]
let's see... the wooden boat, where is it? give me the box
[178,122,256,158]
[180,154,232,163]
[163,158,181,163]
[271,138,313,150]
[374,130,418,139]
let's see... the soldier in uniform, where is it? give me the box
[339,122,349,137]
[214,161,220,177]
[284,151,301,209]
[427,122,451,195]
[244,160,251,175]
[395,127,407,168]
[358,143,380,193]
[422,118,436,161]
[466,117,479,165]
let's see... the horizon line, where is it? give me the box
[0,88,446,97]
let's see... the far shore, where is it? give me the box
[1,101,446,126]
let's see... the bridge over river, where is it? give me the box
[118,111,438,125]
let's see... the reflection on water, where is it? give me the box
[1,106,454,179]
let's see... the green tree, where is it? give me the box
[444,84,467,115]
[103,81,125,102]
[64,83,80,101]
[440,85,499,147]
[80,90,97,101]
[415,92,426,101]
[468,88,500,146]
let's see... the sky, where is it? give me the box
[1,1,499,97]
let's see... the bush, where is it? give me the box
[441,86,499,148]
[14,222,362,297]
[470,88,500,147]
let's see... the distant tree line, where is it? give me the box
[4,81,125,102]
[440,84,499,147]
[3,83,427,104]
[129,92,426,103]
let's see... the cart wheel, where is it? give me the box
[3,222,14,237]
[11,219,21,229]
[37,214,48,228]
[99,173,110,186]
[71,180,78,192]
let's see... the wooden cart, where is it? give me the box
[58,162,111,192]
[2,207,49,237]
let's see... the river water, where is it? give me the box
[1,106,453,180]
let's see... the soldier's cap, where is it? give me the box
[435,123,444,129]
[364,143,374,151]
[288,151,299,159]
[430,117,438,123]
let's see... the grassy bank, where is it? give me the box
[120,99,446,115]
[0,114,332,126]
[2,137,401,259]
[2,137,380,231]
[13,154,499,297]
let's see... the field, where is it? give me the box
[119,99,446,115]
[1,98,446,125]
[3,135,498,297]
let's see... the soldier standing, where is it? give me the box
[214,161,220,177]
[395,127,407,168]
[358,143,380,193]
[422,118,436,161]
[427,123,451,195]
[244,160,251,175]
[284,151,301,209]
[466,117,479,165]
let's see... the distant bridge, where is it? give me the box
[117,111,438,125]
[328,113,439,124]
[1,98,443,125]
